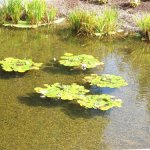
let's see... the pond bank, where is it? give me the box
[47,0,150,32]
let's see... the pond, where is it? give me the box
[0,26,150,149]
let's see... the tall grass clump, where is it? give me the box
[26,0,46,24]
[136,13,150,41]
[96,8,118,35]
[4,0,22,23]
[68,9,97,35]
[68,7,119,36]
[46,6,57,23]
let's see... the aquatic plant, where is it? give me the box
[35,83,89,100]
[35,83,123,110]
[77,94,122,110]
[46,7,57,23]
[84,74,128,88]
[0,58,43,72]
[26,0,46,24]
[68,8,119,36]
[96,8,118,36]
[136,13,150,41]
[129,0,141,7]
[4,0,22,23]
[59,53,103,70]
[68,9,97,35]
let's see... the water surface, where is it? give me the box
[0,26,150,149]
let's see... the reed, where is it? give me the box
[26,0,46,24]
[4,0,22,23]
[68,9,97,35]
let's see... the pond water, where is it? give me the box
[0,26,150,150]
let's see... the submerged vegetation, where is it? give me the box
[59,53,103,70]
[68,7,119,36]
[0,0,57,27]
[84,74,128,88]
[0,58,42,72]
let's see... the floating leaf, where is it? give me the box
[77,94,122,110]
[35,83,89,100]
[0,57,43,73]
[59,53,104,70]
[84,74,128,88]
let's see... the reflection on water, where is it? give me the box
[0,26,150,149]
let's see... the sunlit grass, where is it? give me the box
[68,7,119,36]
[4,0,22,23]
[136,13,150,33]
[68,9,97,35]
[26,0,46,24]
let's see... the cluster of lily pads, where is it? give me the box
[0,57,42,72]
[59,53,104,70]
[0,54,128,111]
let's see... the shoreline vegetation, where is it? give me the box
[0,0,149,41]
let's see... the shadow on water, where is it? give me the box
[18,93,109,119]
[0,70,26,79]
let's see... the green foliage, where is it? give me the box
[130,0,141,7]
[0,58,43,73]
[0,7,6,24]
[46,7,57,23]
[26,0,46,24]
[35,83,123,111]
[68,9,97,35]
[77,94,122,110]
[136,13,150,33]
[59,53,103,70]
[35,83,89,100]
[0,0,57,26]
[4,0,22,23]
[97,8,118,35]
[68,8,119,36]
[84,74,128,88]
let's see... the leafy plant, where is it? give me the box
[129,0,141,7]
[34,83,89,100]
[84,74,128,88]
[77,94,122,110]
[0,58,43,73]
[59,53,103,70]
[4,0,22,23]
[35,83,123,111]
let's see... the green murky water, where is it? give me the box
[0,26,150,150]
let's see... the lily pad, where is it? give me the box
[59,53,104,70]
[77,94,122,110]
[84,74,128,88]
[34,83,89,100]
[0,58,43,73]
